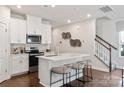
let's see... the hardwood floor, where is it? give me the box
[0,69,122,87]
[0,72,43,87]
[72,69,122,87]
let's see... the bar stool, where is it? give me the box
[78,59,93,80]
[71,62,85,79]
[66,62,84,86]
[50,66,71,87]
[122,68,124,87]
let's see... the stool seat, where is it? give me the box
[72,63,85,70]
[51,66,71,74]
[50,66,72,87]
[77,59,92,65]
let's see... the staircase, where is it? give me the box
[95,35,117,72]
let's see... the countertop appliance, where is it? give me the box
[26,34,41,44]
[26,47,44,73]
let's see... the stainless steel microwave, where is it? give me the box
[26,34,42,44]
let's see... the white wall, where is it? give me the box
[52,19,96,56]
[96,18,124,68]
[0,6,10,20]
[52,19,109,71]
[96,18,118,47]
[52,19,118,71]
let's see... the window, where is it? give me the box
[119,31,124,57]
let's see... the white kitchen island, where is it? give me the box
[37,53,90,87]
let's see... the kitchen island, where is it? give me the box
[37,53,90,87]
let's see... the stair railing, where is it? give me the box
[95,35,117,72]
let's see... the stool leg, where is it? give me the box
[86,65,88,81]
[78,69,79,78]
[77,69,80,87]
[122,69,123,87]
[90,66,93,80]
[75,69,78,87]
[69,72,71,85]
[66,74,68,85]
[50,71,52,87]
[69,72,71,82]
[82,67,85,83]
[76,69,78,79]
[63,73,65,86]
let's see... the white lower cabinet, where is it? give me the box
[11,54,29,75]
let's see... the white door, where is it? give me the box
[0,21,8,83]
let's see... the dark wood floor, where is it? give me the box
[0,69,122,87]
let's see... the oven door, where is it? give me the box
[29,55,38,72]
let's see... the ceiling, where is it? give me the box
[8,5,124,27]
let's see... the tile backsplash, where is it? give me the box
[10,44,26,54]
[10,43,52,54]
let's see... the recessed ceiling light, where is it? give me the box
[16,5,22,9]
[87,14,91,18]
[76,25,80,29]
[67,19,71,23]
[51,5,56,8]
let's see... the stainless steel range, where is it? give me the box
[26,47,44,73]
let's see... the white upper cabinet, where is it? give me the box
[27,15,52,44]
[27,15,42,35]
[41,24,51,44]
[10,18,26,43]
[46,25,52,44]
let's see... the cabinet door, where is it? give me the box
[10,18,18,43]
[10,18,26,43]
[27,15,42,35]
[18,19,26,43]
[21,55,29,72]
[12,55,29,75]
[0,22,8,83]
[41,24,51,44]
[46,25,51,44]
[12,55,21,74]
[41,24,47,44]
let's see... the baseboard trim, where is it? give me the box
[92,66,109,72]
[39,81,47,87]
[11,71,28,77]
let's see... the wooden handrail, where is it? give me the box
[96,35,117,50]
[95,39,110,50]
